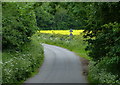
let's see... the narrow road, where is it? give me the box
[24,44,87,83]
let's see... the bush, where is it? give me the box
[2,2,37,49]
[84,22,120,84]
[88,60,120,84]
[2,34,44,84]
[86,22,120,59]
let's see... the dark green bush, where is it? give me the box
[86,22,120,72]
[88,60,120,84]
[86,22,120,84]
[86,22,120,59]
[2,2,37,50]
[82,2,120,84]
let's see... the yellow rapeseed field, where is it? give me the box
[37,30,84,35]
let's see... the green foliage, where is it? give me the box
[34,3,54,30]
[2,34,44,84]
[85,22,120,83]
[34,2,87,30]
[82,2,120,84]
[84,2,120,38]
[88,60,120,84]
[36,33,90,60]
[2,2,37,49]
[85,22,120,72]
[2,2,120,84]
[0,52,1,84]
[86,23,120,59]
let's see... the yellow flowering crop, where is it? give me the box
[37,30,84,35]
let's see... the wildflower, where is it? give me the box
[0,62,2,64]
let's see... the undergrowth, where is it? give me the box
[2,34,44,85]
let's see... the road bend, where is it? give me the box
[24,44,87,83]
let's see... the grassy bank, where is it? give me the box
[37,33,90,60]
[2,34,44,85]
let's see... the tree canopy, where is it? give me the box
[2,2,37,49]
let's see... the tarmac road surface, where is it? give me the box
[24,44,87,83]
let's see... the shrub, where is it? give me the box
[88,60,120,85]
[85,22,120,84]
[85,22,120,60]
[2,2,37,49]
[2,34,44,84]
[85,22,120,73]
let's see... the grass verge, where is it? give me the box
[2,34,44,85]
[37,33,91,60]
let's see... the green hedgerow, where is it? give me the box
[2,34,44,84]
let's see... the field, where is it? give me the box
[38,30,84,35]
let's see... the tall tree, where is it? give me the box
[2,2,37,49]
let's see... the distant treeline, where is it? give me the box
[34,2,120,30]
[34,2,88,30]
